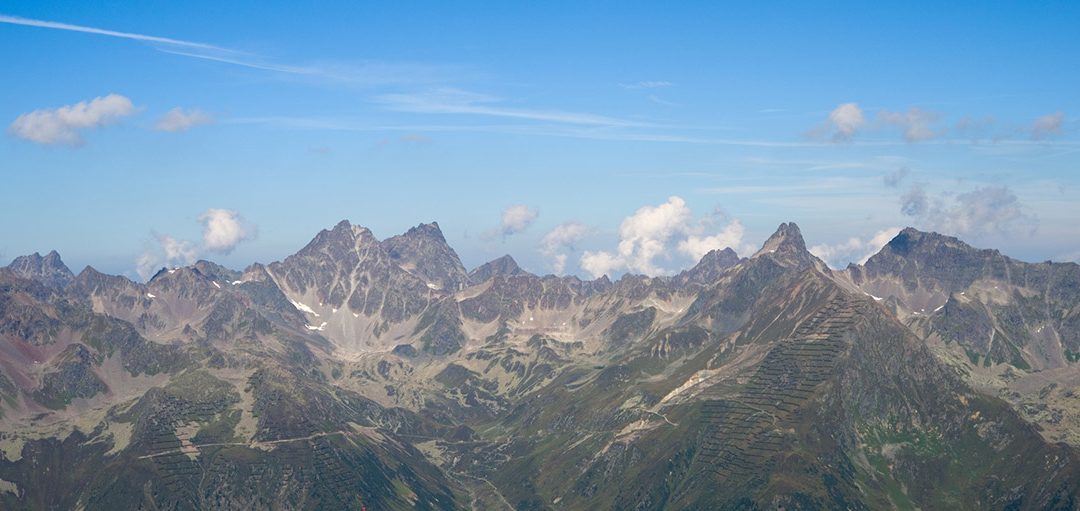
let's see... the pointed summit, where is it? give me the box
[755,222,806,254]
[751,222,820,269]
[384,222,469,291]
[469,254,528,283]
[295,219,376,258]
[6,250,74,288]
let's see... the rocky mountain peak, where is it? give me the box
[751,222,817,269]
[402,221,447,242]
[859,227,1006,293]
[6,250,74,288]
[878,227,988,259]
[757,222,806,252]
[699,247,740,268]
[469,254,527,282]
[383,222,469,291]
[675,247,742,286]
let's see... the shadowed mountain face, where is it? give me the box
[1,221,1079,510]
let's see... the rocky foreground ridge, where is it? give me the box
[1,220,1079,510]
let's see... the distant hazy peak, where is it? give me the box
[699,247,740,266]
[676,247,742,286]
[469,254,528,282]
[6,250,74,287]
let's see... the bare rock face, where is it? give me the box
[382,222,471,292]
[267,220,448,327]
[847,227,1080,370]
[674,247,741,288]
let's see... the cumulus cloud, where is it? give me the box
[879,107,941,142]
[1032,112,1065,139]
[809,227,901,269]
[808,102,864,142]
[899,185,1035,237]
[499,205,539,236]
[540,221,590,274]
[134,208,256,280]
[579,196,745,278]
[199,208,255,253]
[8,94,136,145]
[155,107,213,132]
[136,235,198,280]
[677,219,745,262]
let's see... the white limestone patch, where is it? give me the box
[0,478,18,496]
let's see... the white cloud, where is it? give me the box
[808,103,864,142]
[136,235,198,280]
[540,221,590,274]
[809,227,901,269]
[499,205,539,237]
[879,107,941,142]
[678,219,745,262]
[8,94,136,145]
[579,196,745,278]
[199,208,255,253]
[1032,112,1065,139]
[161,235,198,263]
[135,208,255,279]
[155,107,213,132]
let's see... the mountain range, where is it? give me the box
[1,220,1078,510]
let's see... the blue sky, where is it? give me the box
[2,1,1078,279]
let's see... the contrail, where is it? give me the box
[0,13,224,51]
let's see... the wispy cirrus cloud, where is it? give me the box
[1,13,458,87]
[619,81,673,89]
[376,88,652,127]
